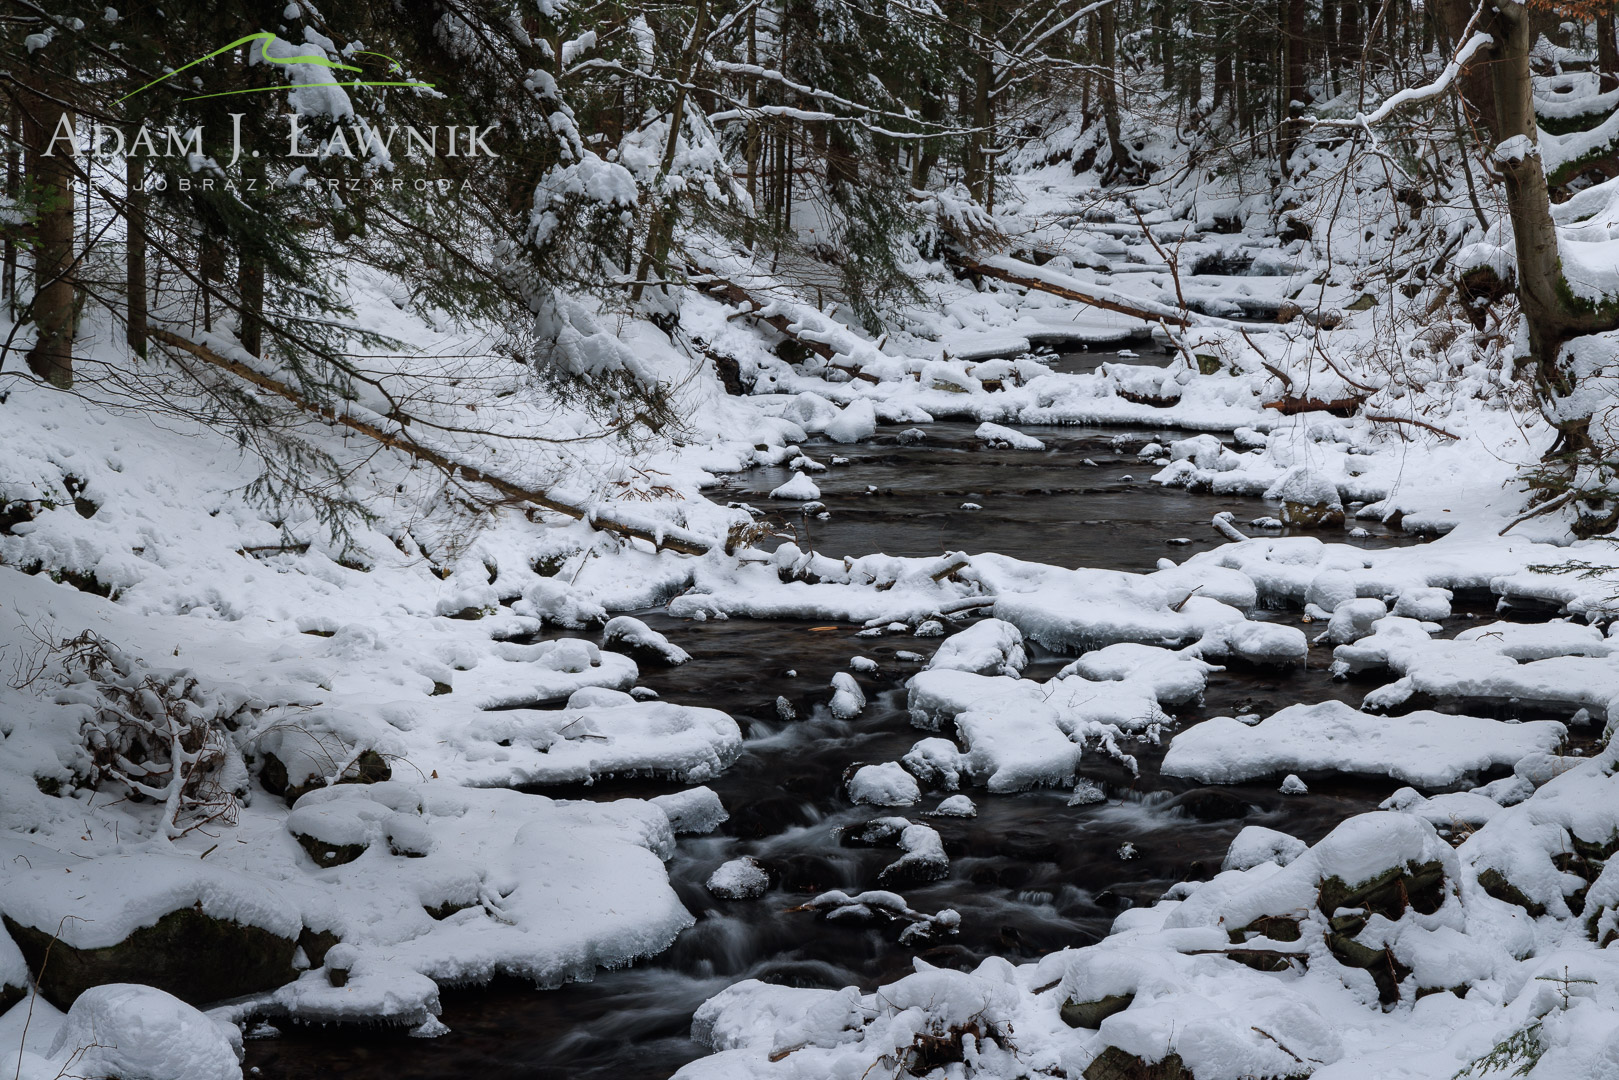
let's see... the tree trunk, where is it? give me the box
[3,109,17,319]
[1280,0,1308,174]
[744,9,761,246]
[1599,11,1619,94]
[126,154,147,356]
[631,0,710,301]
[20,75,74,388]
[1099,4,1131,175]
[971,51,992,203]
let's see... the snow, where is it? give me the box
[975,422,1045,449]
[602,616,692,665]
[707,858,770,900]
[829,671,866,718]
[1221,826,1307,871]
[768,471,821,500]
[928,794,977,817]
[1161,701,1566,788]
[847,763,921,806]
[924,618,1027,676]
[48,984,243,1080]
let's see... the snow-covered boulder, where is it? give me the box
[601,616,691,666]
[1162,701,1565,789]
[769,471,822,500]
[924,619,1027,676]
[1265,466,1344,528]
[824,399,877,443]
[829,672,866,718]
[48,984,243,1080]
[847,763,921,806]
[707,858,770,900]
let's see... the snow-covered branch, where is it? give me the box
[1313,9,1491,131]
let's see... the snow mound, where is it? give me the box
[924,618,1027,676]
[847,763,920,806]
[707,858,769,900]
[975,422,1045,449]
[768,471,821,500]
[1162,701,1565,788]
[49,984,242,1080]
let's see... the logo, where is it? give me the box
[45,31,497,173]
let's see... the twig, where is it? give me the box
[1363,414,1459,439]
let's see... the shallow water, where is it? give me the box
[245,389,1454,1080]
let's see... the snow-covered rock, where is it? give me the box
[1162,701,1565,788]
[847,763,921,806]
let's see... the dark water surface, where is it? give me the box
[245,380,1447,1080]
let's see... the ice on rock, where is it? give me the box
[601,616,691,666]
[650,786,729,834]
[975,421,1045,450]
[1222,825,1308,871]
[1279,773,1308,794]
[768,471,821,500]
[913,619,945,637]
[1162,700,1566,788]
[824,398,877,443]
[1069,778,1108,805]
[847,762,921,806]
[928,794,977,817]
[829,672,866,718]
[849,655,877,672]
[707,858,770,900]
[924,618,1027,676]
[47,984,243,1080]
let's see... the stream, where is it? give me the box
[245,347,1492,1080]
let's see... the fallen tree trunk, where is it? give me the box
[1263,395,1364,417]
[945,251,1191,327]
[689,267,880,383]
[149,327,718,556]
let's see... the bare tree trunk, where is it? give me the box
[631,0,710,301]
[1099,3,1131,175]
[970,51,992,203]
[1280,0,1308,174]
[20,75,74,388]
[3,109,17,319]
[126,154,147,356]
[1599,11,1618,94]
[744,10,761,247]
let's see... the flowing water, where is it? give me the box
[245,349,1480,1080]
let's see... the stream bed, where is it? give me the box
[246,369,1499,1080]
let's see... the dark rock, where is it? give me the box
[298,927,340,968]
[1083,1046,1192,1080]
[1477,866,1546,916]
[1169,788,1254,822]
[260,748,392,807]
[5,910,298,1009]
[1061,992,1135,1029]
[291,831,368,868]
